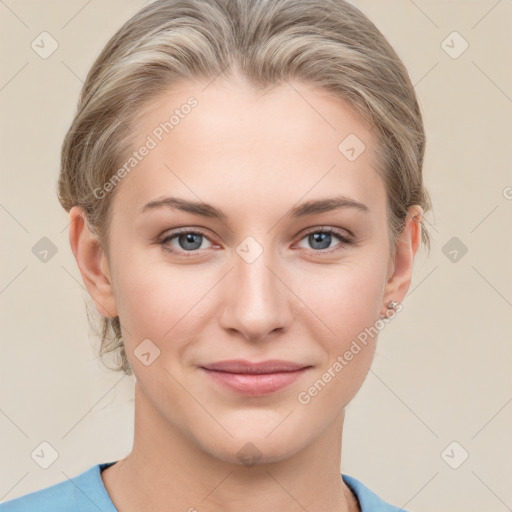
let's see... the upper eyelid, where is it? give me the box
[161,228,215,245]
[301,226,352,238]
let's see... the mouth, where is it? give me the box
[199,359,312,396]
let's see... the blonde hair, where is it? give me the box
[58,0,433,375]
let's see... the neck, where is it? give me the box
[101,381,360,512]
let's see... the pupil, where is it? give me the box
[181,233,201,250]
[311,232,330,250]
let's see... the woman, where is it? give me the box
[1,0,432,510]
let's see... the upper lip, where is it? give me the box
[200,359,310,374]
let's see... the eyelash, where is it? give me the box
[159,227,354,259]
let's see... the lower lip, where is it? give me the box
[200,368,309,396]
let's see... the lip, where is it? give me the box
[201,359,309,374]
[199,359,311,396]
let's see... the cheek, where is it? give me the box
[292,259,387,412]
[293,254,387,343]
[112,231,388,368]
[111,245,217,366]
[118,268,197,332]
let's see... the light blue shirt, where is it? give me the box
[0,461,412,511]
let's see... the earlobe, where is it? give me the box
[68,206,118,319]
[381,205,424,312]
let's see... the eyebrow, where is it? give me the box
[140,195,370,220]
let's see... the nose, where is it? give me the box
[218,248,294,343]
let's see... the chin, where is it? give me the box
[191,421,315,467]
[203,440,299,467]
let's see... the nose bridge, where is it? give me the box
[220,238,291,340]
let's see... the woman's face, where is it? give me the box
[77,76,420,464]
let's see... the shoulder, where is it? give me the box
[0,476,76,512]
[0,462,117,512]
[342,473,414,512]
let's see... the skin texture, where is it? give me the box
[69,74,423,512]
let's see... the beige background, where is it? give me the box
[1,1,511,511]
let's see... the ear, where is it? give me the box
[381,205,424,314]
[68,206,118,318]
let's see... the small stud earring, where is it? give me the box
[379,300,400,319]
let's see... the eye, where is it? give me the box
[158,226,354,258]
[159,229,214,257]
[296,227,353,252]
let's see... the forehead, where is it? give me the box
[111,77,385,221]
